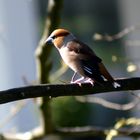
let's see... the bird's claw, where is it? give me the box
[71,81,82,86]
[83,78,95,86]
[71,77,95,87]
[71,77,85,86]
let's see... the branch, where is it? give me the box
[106,118,140,140]
[35,0,64,135]
[0,101,26,128]
[0,77,140,104]
[1,125,140,140]
[56,126,140,138]
[93,25,139,41]
[75,96,139,111]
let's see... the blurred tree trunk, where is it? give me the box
[35,0,63,135]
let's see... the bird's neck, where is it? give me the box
[64,33,76,41]
[62,34,76,46]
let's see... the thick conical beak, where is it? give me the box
[45,37,53,44]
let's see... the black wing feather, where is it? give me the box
[81,59,104,83]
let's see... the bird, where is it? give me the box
[45,28,120,88]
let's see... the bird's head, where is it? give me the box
[45,29,75,49]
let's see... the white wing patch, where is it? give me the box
[83,66,93,74]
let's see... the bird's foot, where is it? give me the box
[71,81,82,86]
[71,72,77,83]
[83,78,95,86]
[70,77,85,86]
[113,82,121,88]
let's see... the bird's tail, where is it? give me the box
[98,62,121,88]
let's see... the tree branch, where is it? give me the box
[93,25,138,41]
[0,77,140,104]
[1,125,140,140]
[75,96,139,111]
[56,126,140,138]
[35,0,64,135]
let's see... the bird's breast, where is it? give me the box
[59,46,85,75]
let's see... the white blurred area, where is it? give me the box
[0,0,41,132]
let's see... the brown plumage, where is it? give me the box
[45,29,120,88]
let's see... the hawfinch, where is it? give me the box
[45,28,120,88]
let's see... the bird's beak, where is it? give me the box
[45,37,53,44]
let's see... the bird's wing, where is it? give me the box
[67,39,102,62]
[81,59,105,83]
[67,40,105,82]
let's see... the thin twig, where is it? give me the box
[0,101,26,128]
[56,126,140,138]
[93,25,139,41]
[50,61,68,82]
[106,118,140,140]
[1,125,140,140]
[75,96,139,111]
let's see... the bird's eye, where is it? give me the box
[51,35,56,39]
